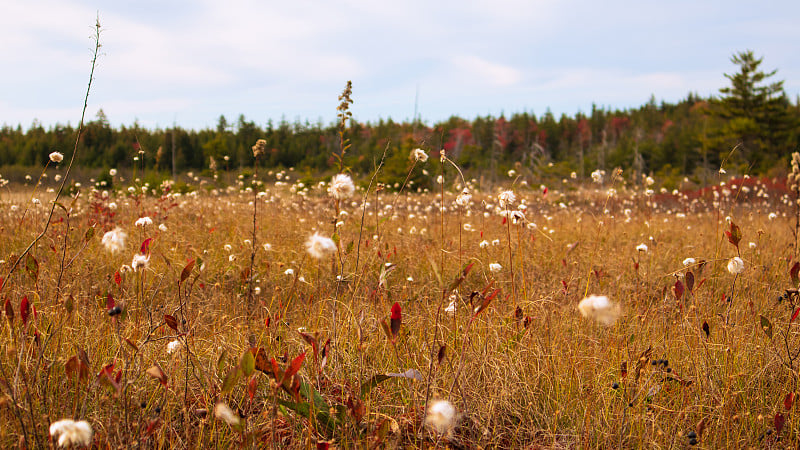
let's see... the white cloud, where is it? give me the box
[1,0,799,129]
[450,55,522,87]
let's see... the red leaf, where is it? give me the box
[784,392,795,410]
[3,297,13,324]
[792,308,800,324]
[114,271,122,286]
[473,289,500,316]
[247,376,259,400]
[269,357,282,382]
[390,302,402,338]
[725,222,742,247]
[180,259,195,284]
[283,352,306,383]
[390,302,402,320]
[674,279,684,301]
[775,412,786,433]
[106,293,115,310]
[20,296,30,326]
[685,271,694,293]
[140,238,153,257]
[164,314,179,331]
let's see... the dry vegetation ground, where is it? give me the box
[1,170,799,448]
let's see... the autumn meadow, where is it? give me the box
[4,20,800,450]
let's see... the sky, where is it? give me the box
[1,0,799,131]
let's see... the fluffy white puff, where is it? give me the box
[49,419,92,447]
[578,295,621,326]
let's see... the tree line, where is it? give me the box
[1,51,798,185]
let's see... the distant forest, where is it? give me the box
[1,51,798,186]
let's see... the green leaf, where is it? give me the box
[25,253,39,283]
[345,240,354,255]
[217,350,227,376]
[277,380,340,432]
[84,226,95,242]
[221,366,242,394]
[331,233,340,245]
[760,315,773,340]
[241,350,255,377]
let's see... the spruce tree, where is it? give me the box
[714,50,796,170]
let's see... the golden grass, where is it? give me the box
[0,177,797,448]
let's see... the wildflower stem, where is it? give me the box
[1,17,101,295]
[505,205,517,302]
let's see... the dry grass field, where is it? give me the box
[1,163,800,448]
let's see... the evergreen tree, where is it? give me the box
[713,50,796,170]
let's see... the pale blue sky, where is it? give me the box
[1,0,798,130]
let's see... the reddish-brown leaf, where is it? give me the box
[685,271,695,293]
[702,321,710,339]
[775,412,786,433]
[3,297,13,324]
[65,356,80,379]
[696,417,707,439]
[785,392,795,410]
[473,289,500,316]
[269,357,282,382]
[164,314,179,331]
[247,376,258,401]
[793,308,800,324]
[20,296,30,326]
[346,396,365,423]
[106,293,115,310]
[180,259,195,285]
[791,262,800,287]
[725,222,742,247]
[298,331,318,358]
[437,345,446,365]
[114,271,121,286]
[674,279,684,301]
[380,319,392,341]
[251,348,270,373]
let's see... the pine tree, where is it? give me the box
[714,50,796,170]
